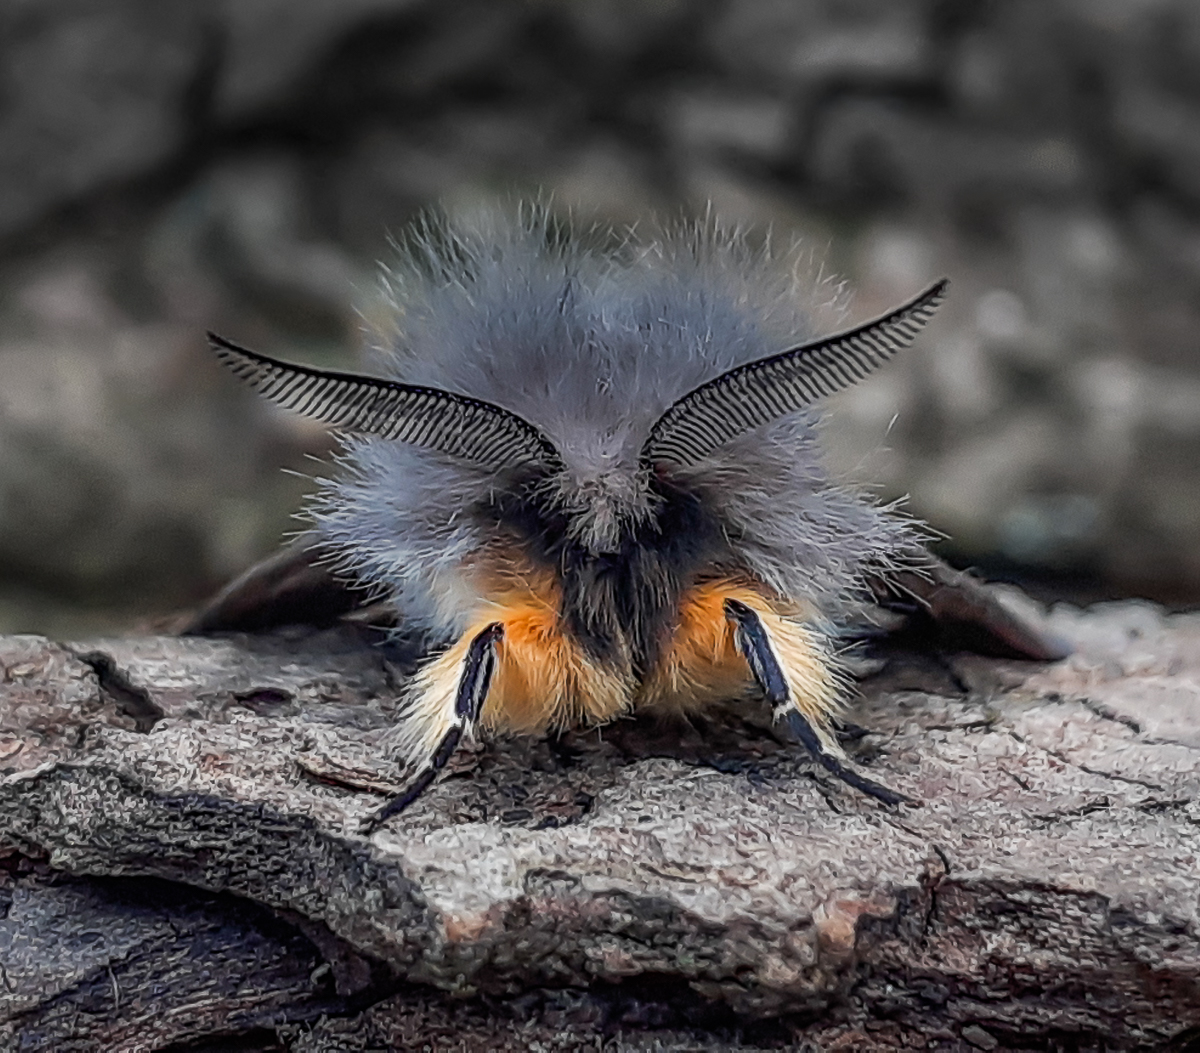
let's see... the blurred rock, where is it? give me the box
[0,1,206,240]
[667,91,793,162]
[3,0,1200,631]
[708,0,931,85]
[178,154,368,336]
[213,0,423,118]
[0,254,322,633]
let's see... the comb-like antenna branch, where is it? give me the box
[642,278,948,470]
[207,333,561,474]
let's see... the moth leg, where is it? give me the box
[362,622,503,832]
[723,599,909,807]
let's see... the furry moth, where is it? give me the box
[208,208,947,828]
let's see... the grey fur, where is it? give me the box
[310,205,929,645]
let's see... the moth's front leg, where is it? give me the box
[723,599,910,806]
[362,622,504,832]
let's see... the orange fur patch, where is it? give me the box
[483,600,631,733]
[635,579,758,714]
[470,560,631,734]
[394,564,843,766]
[637,581,842,749]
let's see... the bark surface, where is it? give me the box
[1,598,1198,1051]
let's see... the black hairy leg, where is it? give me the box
[362,622,504,832]
[723,599,910,807]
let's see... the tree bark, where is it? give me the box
[1,598,1198,1051]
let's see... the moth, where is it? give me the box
[206,209,949,829]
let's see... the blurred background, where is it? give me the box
[1,0,1199,635]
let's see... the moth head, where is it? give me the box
[553,460,659,555]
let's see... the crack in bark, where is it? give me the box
[1006,769,1032,791]
[923,720,997,733]
[1032,795,1115,827]
[1045,693,1200,754]
[1008,731,1165,791]
[1079,697,1141,735]
[1065,758,1164,791]
[1032,794,1200,829]
[919,845,951,945]
[69,649,164,733]
[107,964,120,1012]
[876,811,927,844]
[1135,797,1194,812]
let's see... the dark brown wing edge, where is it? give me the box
[865,555,1073,661]
[179,536,379,635]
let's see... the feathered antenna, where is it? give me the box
[642,278,948,469]
[211,278,946,477]
[206,332,562,474]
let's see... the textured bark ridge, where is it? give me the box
[1,599,1199,1050]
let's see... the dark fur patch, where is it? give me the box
[484,475,724,675]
